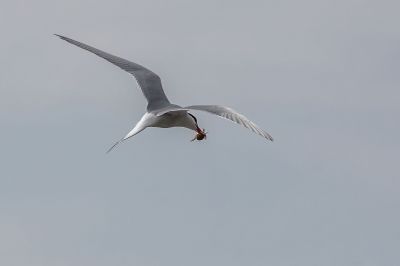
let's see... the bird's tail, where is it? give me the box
[106,139,123,154]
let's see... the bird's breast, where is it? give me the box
[151,112,196,130]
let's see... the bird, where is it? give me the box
[55,34,273,153]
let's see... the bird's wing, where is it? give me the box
[55,34,170,111]
[154,105,273,141]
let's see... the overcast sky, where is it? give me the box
[1,0,399,265]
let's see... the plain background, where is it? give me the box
[1,0,399,265]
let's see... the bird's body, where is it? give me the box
[55,34,273,152]
[107,110,199,153]
[131,111,198,138]
[150,110,197,130]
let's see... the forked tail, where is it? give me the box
[106,139,123,153]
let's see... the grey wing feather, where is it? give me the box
[155,105,273,141]
[186,105,273,141]
[55,34,170,111]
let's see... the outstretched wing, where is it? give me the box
[154,105,273,141]
[55,34,170,111]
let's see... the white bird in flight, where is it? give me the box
[55,35,273,152]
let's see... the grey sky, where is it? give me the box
[1,0,399,265]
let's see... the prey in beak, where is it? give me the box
[188,112,207,141]
[191,127,207,142]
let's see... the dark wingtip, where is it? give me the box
[54,34,67,41]
[265,133,274,142]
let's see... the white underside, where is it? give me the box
[123,111,197,141]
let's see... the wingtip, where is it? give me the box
[54,34,67,41]
[265,133,274,142]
